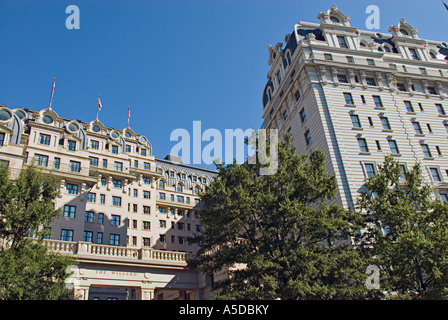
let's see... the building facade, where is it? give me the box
[261,5,448,209]
[0,105,217,300]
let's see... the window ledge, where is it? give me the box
[390,153,402,157]
[382,129,393,133]
[352,127,364,131]
[423,157,434,160]
[359,152,371,156]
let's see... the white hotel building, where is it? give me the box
[261,5,448,209]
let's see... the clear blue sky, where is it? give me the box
[0,0,447,169]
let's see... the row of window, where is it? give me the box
[61,229,121,245]
[90,139,149,157]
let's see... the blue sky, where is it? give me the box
[0,0,447,169]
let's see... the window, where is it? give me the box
[375,140,382,151]
[113,179,122,188]
[158,180,165,189]
[132,204,137,213]
[159,220,166,228]
[346,56,354,63]
[337,36,348,48]
[178,237,185,245]
[144,162,151,170]
[397,83,407,92]
[364,164,375,178]
[276,70,282,84]
[169,171,175,178]
[98,213,104,224]
[412,122,423,134]
[89,157,99,167]
[143,206,150,214]
[67,140,76,151]
[102,159,108,168]
[409,48,420,60]
[440,193,448,202]
[324,53,333,61]
[101,177,107,186]
[366,78,376,86]
[87,193,96,203]
[436,146,442,156]
[39,133,51,145]
[111,215,121,226]
[112,196,122,207]
[418,103,424,111]
[159,235,166,243]
[35,154,49,167]
[126,145,131,153]
[430,168,441,181]
[194,186,199,195]
[404,101,414,113]
[399,165,407,179]
[181,173,186,180]
[54,157,60,169]
[60,229,74,242]
[66,183,78,195]
[176,183,183,192]
[344,93,354,105]
[338,75,348,83]
[114,162,123,171]
[192,176,197,182]
[368,117,374,126]
[0,133,5,147]
[63,205,76,218]
[111,145,118,154]
[420,68,427,75]
[350,115,361,128]
[143,191,150,199]
[141,149,147,156]
[70,161,81,173]
[428,87,437,95]
[85,211,94,223]
[367,59,375,66]
[178,223,185,230]
[143,238,151,247]
[143,221,151,231]
[445,123,448,134]
[388,140,399,154]
[170,194,174,202]
[380,117,391,130]
[427,124,433,133]
[159,192,166,200]
[177,196,184,203]
[300,108,306,123]
[90,140,99,149]
[109,234,120,246]
[372,96,383,108]
[421,144,432,158]
[358,138,369,153]
[436,104,446,115]
[304,130,312,146]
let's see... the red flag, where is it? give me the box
[49,77,56,109]
[98,96,102,111]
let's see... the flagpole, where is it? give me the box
[96,94,100,121]
[49,77,56,110]
[127,105,130,128]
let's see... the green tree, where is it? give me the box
[357,156,448,299]
[0,165,74,300]
[188,135,369,300]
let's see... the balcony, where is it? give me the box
[89,163,136,180]
[26,160,97,184]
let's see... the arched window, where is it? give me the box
[158,180,165,189]
[330,16,340,23]
[176,183,183,192]
[400,29,409,36]
[429,51,437,59]
[383,46,391,53]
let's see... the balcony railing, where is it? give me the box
[42,239,191,266]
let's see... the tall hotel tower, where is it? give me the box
[261,5,448,208]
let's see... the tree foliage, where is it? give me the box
[0,165,74,300]
[357,156,448,299]
[188,135,369,299]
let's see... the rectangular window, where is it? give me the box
[372,96,383,108]
[143,221,151,231]
[412,122,423,134]
[159,220,166,228]
[159,192,166,200]
[0,133,5,147]
[89,157,99,167]
[375,140,382,151]
[141,149,147,156]
[427,123,432,133]
[366,78,376,86]
[102,159,108,169]
[177,195,184,203]
[178,237,185,245]
[143,206,151,214]
[98,213,104,224]
[60,229,74,242]
[63,205,76,218]
[397,83,407,92]
[420,68,427,75]
[126,145,131,153]
[67,140,76,151]
[112,196,122,207]
[178,223,185,231]
[87,193,96,203]
[409,48,420,60]
[368,117,374,126]
[350,115,361,128]
[324,53,333,61]
[300,108,306,123]
[404,101,414,112]
[70,161,81,173]
[66,183,78,195]
[143,238,151,247]
[346,56,354,63]
[143,191,150,199]
[144,162,151,170]
[90,140,99,149]
[54,157,60,169]
[143,177,150,184]
[111,145,118,154]
[430,168,441,181]
[112,179,122,188]
[97,232,103,244]
[428,87,437,95]
[109,234,120,246]
[344,92,354,105]
[436,146,442,156]
[367,59,375,66]
[101,177,107,186]
[421,144,432,158]
[114,162,123,171]
[364,164,375,178]
[304,130,312,146]
[388,140,399,154]
[436,104,446,115]
[111,215,121,226]
[39,133,51,145]
[35,154,49,167]
[337,36,348,48]
[159,235,166,243]
[85,211,94,223]
[358,138,369,153]
[338,75,348,83]
[380,117,391,130]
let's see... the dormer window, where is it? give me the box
[330,16,340,23]
[400,29,409,36]
[409,48,420,60]
[337,36,348,49]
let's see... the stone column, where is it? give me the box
[73,285,90,300]
[140,288,155,300]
